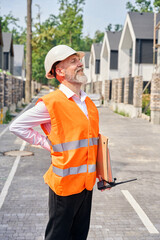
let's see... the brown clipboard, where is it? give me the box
[96,133,113,182]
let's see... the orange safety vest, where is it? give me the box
[37,89,99,196]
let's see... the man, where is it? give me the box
[9,45,99,240]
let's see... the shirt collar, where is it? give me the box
[59,83,87,102]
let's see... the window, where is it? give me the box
[4,52,9,70]
[110,51,118,70]
[95,60,100,74]
[135,39,156,64]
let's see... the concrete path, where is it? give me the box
[0,90,160,240]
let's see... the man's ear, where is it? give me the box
[56,68,65,77]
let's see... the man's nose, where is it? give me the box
[77,60,83,67]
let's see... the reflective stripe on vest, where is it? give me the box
[52,137,99,152]
[52,164,96,177]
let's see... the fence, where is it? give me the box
[83,74,160,124]
[0,73,25,110]
[151,73,160,124]
[84,77,142,117]
[108,76,143,118]
[0,73,41,121]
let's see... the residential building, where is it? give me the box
[118,12,160,81]
[82,51,90,81]
[89,43,102,93]
[100,31,121,97]
[13,44,25,78]
[0,24,3,69]
[2,32,14,74]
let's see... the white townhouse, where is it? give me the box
[0,24,3,70]
[119,12,160,81]
[100,31,121,98]
[89,43,102,93]
[13,44,25,78]
[82,51,90,81]
[2,32,14,74]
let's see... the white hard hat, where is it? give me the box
[44,45,85,79]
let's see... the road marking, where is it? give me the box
[14,137,23,145]
[0,126,9,138]
[0,141,26,210]
[121,190,159,234]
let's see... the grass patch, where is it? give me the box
[114,108,129,117]
[3,110,14,124]
[142,94,150,116]
[22,103,27,108]
[2,103,28,124]
[15,108,22,113]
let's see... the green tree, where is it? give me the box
[31,0,86,85]
[49,78,60,88]
[32,20,56,84]
[80,35,93,51]
[32,0,86,86]
[105,24,123,32]
[154,0,160,12]
[0,12,24,44]
[114,24,123,32]
[12,27,27,45]
[0,1,87,86]
[105,24,112,31]
[0,12,20,32]
[93,30,104,43]
[57,0,85,49]
[126,0,153,12]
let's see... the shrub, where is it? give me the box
[142,94,150,116]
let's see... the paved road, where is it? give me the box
[0,89,160,240]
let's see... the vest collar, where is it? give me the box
[59,84,87,102]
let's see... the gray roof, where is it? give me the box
[84,52,90,68]
[93,43,102,60]
[2,32,13,55]
[128,12,160,39]
[106,31,122,51]
[13,44,24,67]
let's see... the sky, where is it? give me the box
[0,0,155,37]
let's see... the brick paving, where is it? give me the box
[0,89,160,240]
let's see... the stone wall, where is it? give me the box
[4,75,12,107]
[0,73,4,108]
[133,76,143,117]
[117,78,123,103]
[84,83,91,94]
[93,81,102,94]
[151,73,160,124]
[124,77,129,104]
[109,76,143,118]
[111,79,118,103]
[104,80,110,102]
[133,76,143,108]
[0,73,41,121]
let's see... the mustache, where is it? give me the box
[75,67,84,74]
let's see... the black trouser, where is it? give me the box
[45,188,93,240]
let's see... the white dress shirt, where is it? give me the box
[9,84,88,152]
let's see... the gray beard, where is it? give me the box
[65,72,87,84]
